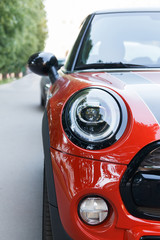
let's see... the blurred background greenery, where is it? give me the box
[0,0,47,76]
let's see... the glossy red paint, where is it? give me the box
[47,71,160,165]
[46,70,160,239]
[50,148,127,240]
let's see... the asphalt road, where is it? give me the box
[0,74,44,240]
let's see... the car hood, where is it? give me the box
[73,70,160,88]
[93,71,160,124]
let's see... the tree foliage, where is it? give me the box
[0,0,47,74]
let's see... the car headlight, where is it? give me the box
[62,88,127,150]
[78,196,109,225]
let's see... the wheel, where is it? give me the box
[42,168,53,240]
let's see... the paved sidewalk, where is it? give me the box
[0,74,44,240]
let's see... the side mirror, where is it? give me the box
[28,52,59,84]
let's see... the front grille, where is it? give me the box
[140,237,160,240]
[120,141,160,220]
[132,171,160,208]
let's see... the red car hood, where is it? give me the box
[91,71,160,124]
[49,70,160,165]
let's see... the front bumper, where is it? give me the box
[49,147,160,240]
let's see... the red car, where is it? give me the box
[29,9,160,240]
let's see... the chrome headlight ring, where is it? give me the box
[62,87,128,150]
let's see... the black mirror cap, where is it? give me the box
[28,52,58,76]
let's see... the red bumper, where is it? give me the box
[50,148,160,240]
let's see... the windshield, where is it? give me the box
[75,12,160,70]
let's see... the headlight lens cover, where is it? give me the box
[62,88,127,150]
[79,197,109,225]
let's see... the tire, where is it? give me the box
[42,168,53,240]
[41,96,45,107]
